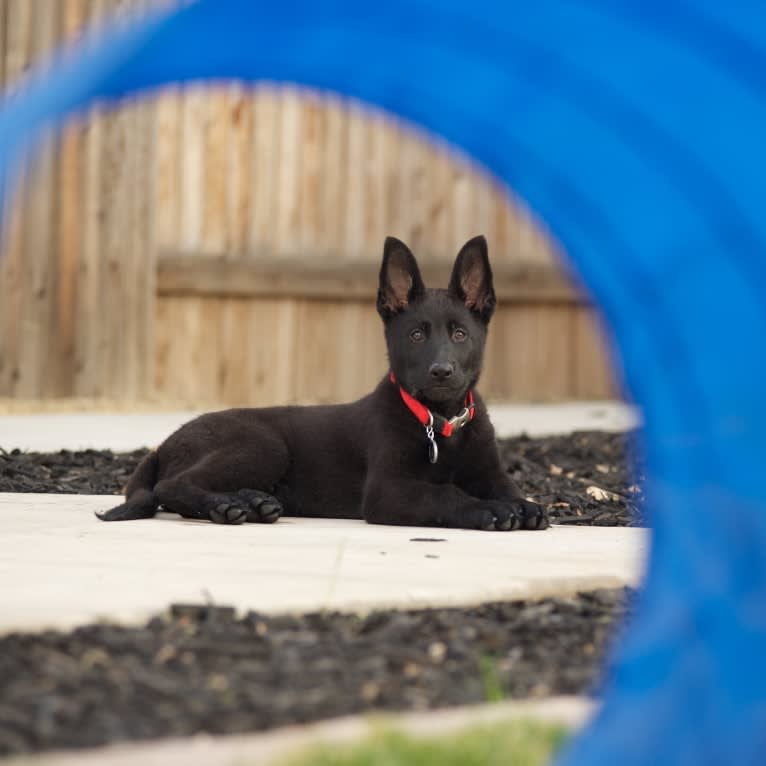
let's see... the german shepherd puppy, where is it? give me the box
[99,236,548,532]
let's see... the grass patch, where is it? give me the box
[279,720,567,766]
[479,654,506,702]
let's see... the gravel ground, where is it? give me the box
[0,430,645,526]
[0,589,633,756]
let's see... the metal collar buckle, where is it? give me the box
[447,407,472,431]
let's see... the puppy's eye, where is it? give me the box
[410,328,426,343]
[452,328,467,343]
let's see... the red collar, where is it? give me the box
[389,372,475,437]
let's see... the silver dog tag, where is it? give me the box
[428,438,439,464]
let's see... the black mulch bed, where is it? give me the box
[0,430,645,526]
[0,589,634,756]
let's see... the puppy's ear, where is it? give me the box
[377,237,426,320]
[448,235,496,323]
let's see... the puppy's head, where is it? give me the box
[377,236,495,408]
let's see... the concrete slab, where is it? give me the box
[0,493,647,633]
[489,400,640,439]
[5,696,594,766]
[0,401,639,452]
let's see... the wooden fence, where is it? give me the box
[0,0,616,405]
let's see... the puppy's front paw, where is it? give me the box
[237,489,283,524]
[476,502,521,532]
[206,496,248,525]
[518,499,549,530]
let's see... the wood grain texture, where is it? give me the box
[156,253,583,304]
[0,5,615,405]
[572,307,618,400]
[0,0,7,90]
[483,304,575,402]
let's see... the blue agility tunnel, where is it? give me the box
[1,2,765,763]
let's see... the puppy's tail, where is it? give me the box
[96,450,159,522]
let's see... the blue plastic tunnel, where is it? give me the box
[1,2,765,763]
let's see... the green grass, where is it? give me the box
[478,654,506,703]
[277,720,567,766]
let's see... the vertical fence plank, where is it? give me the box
[133,86,157,400]
[50,0,87,396]
[248,299,297,405]
[299,93,324,256]
[226,83,253,255]
[572,307,617,399]
[201,87,228,254]
[484,304,575,401]
[0,0,7,90]
[155,87,182,253]
[72,0,110,397]
[275,89,302,256]
[0,0,30,396]
[249,87,281,255]
[427,139,454,256]
[180,84,205,252]
[363,111,388,258]
[319,96,347,256]
[343,102,367,259]
[14,1,59,398]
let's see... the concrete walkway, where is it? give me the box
[0,401,639,451]
[0,492,647,633]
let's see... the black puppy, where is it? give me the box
[99,236,548,532]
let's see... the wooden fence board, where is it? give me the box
[298,94,323,256]
[572,307,618,399]
[484,303,575,402]
[275,89,302,255]
[226,83,253,255]
[248,299,297,404]
[180,85,205,252]
[156,253,583,304]
[14,2,58,397]
[0,0,7,89]
[133,93,157,399]
[155,87,182,251]
[201,88,228,254]
[343,102,368,259]
[0,0,29,395]
[249,87,280,255]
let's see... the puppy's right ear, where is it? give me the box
[377,237,425,321]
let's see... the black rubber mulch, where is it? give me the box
[0,589,633,756]
[0,430,645,526]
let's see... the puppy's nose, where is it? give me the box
[429,362,454,380]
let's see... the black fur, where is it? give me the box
[98,236,548,532]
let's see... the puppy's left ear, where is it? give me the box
[448,236,496,323]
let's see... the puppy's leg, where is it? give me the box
[363,478,522,531]
[155,450,286,525]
